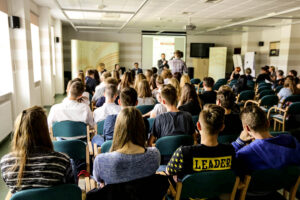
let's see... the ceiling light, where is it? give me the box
[204,0,223,3]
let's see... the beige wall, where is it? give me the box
[63,26,141,72]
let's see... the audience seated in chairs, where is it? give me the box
[180,74,191,89]
[278,76,300,107]
[94,84,121,123]
[48,81,94,140]
[199,77,217,106]
[178,83,201,116]
[166,104,235,180]
[137,79,156,106]
[85,69,98,96]
[92,72,112,102]
[93,107,160,186]
[92,87,138,147]
[229,66,241,81]
[233,75,248,94]
[256,66,271,83]
[245,68,253,81]
[148,84,196,146]
[232,105,300,199]
[144,88,167,119]
[118,71,134,91]
[0,106,74,199]
[216,87,243,136]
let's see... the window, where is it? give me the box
[51,26,56,75]
[31,23,41,82]
[0,11,13,95]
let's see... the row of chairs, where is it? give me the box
[11,130,299,200]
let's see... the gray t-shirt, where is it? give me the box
[151,111,195,138]
[93,147,160,184]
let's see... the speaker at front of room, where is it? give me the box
[8,16,20,29]
[258,41,264,46]
[187,67,194,79]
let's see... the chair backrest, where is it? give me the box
[148,118,155,131]
[101,140,113,153]
[247,166,300,193]
[180,170,237,199]
[260,95,278,107]
[258,82,272,88]
[287,102,300,115]
[229,80,237,87]
[53,140,86,160]
[136,105,155,115]
[156,135,193,156]
[97,120,105,136]
[259,90,275,99]
[247,81,255,90]
[258,85,271,93]
[285,95,300,103]
[218,134,239,144]
[52,121,87,137]
[275,85,283,93]
[192,115,199,126]
[213,83,223,91]
[238,90,255,101]
[270,131,289,137]
[216,78,227,85]
[191,78,200,85]
[11,184,82,200]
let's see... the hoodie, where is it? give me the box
[232,134,300,172]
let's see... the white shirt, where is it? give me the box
[137,97,156,106]
[48,98,94,128]
[92,82,106,102]
[94,102,121,123]
[82,91,90,105]
[151,103,167,117]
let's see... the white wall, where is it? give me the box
[63,25,242,75]
[0,0,64,142]
[241,24,300,76]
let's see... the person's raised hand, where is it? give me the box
[239,129,254,142]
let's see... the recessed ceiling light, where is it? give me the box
[182,12,194,15]
[204,0,223,3]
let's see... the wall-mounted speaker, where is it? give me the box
[233,48,241,54]
[55,37,60,43]
[8,16,20,29]
[187,67,194,79]
[258,41,264,46]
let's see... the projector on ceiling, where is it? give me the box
[184,24,196,31]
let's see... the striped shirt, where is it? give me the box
[169,58,187,74]
[0,148,74,193]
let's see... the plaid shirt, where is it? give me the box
[169,58,187,74]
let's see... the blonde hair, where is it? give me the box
[11,106,53,188]
[156,75,164,85]
[145,69,153,83]
[134,73,146,90]
[112,70,120,82]
[138,79,152,98]
[161,69,172,79]
[180,74,191,88]
[169,78,181,100]
[120,72,134,90]
[110,107,146,152]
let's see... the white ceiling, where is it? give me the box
[33,0,300,34]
